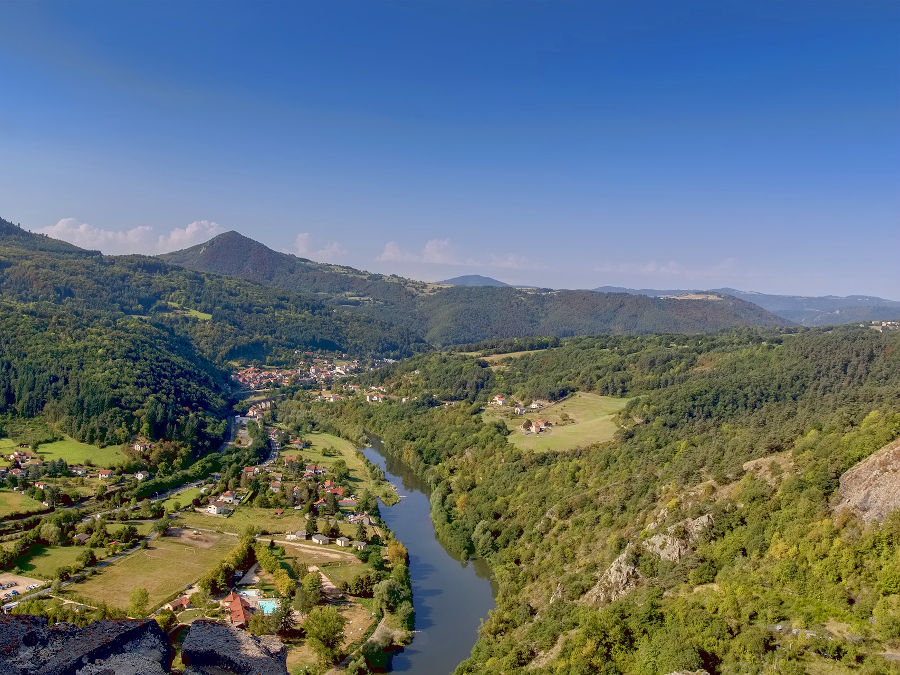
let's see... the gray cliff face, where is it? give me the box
[0,615,288,675]
[181,620,288,675]
[0,615,172,675]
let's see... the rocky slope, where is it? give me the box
[834,436,900,524]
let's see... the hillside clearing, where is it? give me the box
[480,348,557,364]
[487,392,628,452]
[37,437,126,467]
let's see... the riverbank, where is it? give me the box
[361,443,495,675]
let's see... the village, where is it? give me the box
[0,394,410,673]
[232,355,397,391]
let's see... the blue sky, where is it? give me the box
[0,1,897,297]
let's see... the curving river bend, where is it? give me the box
[361,444,496,674]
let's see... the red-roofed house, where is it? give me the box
[165,596,191,612]
[223,591,253,628]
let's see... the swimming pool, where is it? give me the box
[257,599,279,615]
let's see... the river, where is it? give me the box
[361,444,496,675]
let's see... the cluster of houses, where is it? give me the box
[233,358,375,392]
[317,384,389,404]
[2,450,142,489]
[232,366,296,389]
[490,395,549,416]
[206,488,245,515]
[246,400,273,420]
[285,529,367,550]
[522,418,553,434]
[865,320,900,332]
[3,450,43,482]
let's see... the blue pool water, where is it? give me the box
[257,599,279,614]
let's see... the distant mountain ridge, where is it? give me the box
[160,230,789,343]
[440,274,509,287]
[594,285,900,326]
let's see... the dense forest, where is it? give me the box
[292,327,900,673]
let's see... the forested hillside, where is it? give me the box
[291,327,900,673]
[162,231,789,345]
[0,219,422,451]
[595,284,900,327]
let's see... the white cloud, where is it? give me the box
[294,232,346,262]
[376,238,543,279]
[157,220,222,252]
[421,239,456,264]
[37,217,223,255]
[377,241,407,263]
[39,218,154,254]
[377,238,462,265]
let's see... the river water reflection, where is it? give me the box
[361,444,496,674]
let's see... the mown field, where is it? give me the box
[0,489,45,518]
[37,437,126,467]
[65,534,234,611]
[13,544,85,579]
[176,506,308,536]
[486,391,628,452]
[161,486,205,511]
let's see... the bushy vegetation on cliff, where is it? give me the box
[303,328,900,672]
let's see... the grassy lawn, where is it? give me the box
[0,489,45,518]
[0,438,15,467]
[13,544,86,579]
[109,521,155,536]
[319,561,365,587]
[65,535,234,611]
[37,437,125,467]
[177,608,205,623]
[176,506,308,536]
[161,487,204,511]
[487,392,629,452]
[280,543,359,566]
[285,642,317,674]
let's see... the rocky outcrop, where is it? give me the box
[0,614,171,675]
[181,620,287,675]
[581,514,714,607]
[834,437,900,524]
[581,545,642,606]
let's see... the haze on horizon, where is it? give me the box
[0,1,897,298]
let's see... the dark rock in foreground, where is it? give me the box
[181,620,287,675]
[0,614,171,675]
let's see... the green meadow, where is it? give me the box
[37,437,126,467]
[487,392,628,452]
